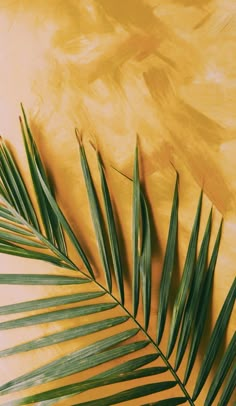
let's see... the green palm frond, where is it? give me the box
[0,108,235,406]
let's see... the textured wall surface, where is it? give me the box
[0,1,235,405]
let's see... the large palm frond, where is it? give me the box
[0,108,235,405]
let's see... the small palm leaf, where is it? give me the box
[157,173,178,344]
[166,191,202,359]
[0,110,234,406]
[132,142,141,317]
[192,278,236,401]
[20,105,66,253]
[76,130,111,285]
[183,220,223,384]
[175,208,212,370]
[97,151,124,304]
[140,190,152,330]
[205,332,236,406]
[0,133,77,270]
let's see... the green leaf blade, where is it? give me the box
[0,328,139,395]
[5,351,158,405]
[157,173,178,344]
[0,273,89,285]
[218,364,236,406]
[0,241,71,268]
[175,209,212,370]
[205,332,236,406]
[0,291,104,315]
[140,191,152,330]
[0,220,33,236]
[19,110,54,241]
[19,106,68,256]
[0,143,26,217]
[77,134,111,289]
[192,277,236,400]
[132,143,140,317]
[142,398,187,406]
[0,229,45,248]
[0,316,129,358]
[0,140,39,230]
[97,153,124,304]
[35,166,93,275]
[166,191,202,358]
[184,221,223,384]
[74,382,177,406]
[0,302,116,330]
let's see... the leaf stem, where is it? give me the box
[106,287,195,405]
[71,264,195,405]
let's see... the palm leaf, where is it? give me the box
[97,151,124,304]
[166,191,202,359]
[0,110,234,405]
[0,139,77,270]
[0,302,116,330]
[204,332,236,406]
[20,105,66,253]
[0,273,89,285]
[192,277,236,401]
[218,364,236,406]
[140,190,152,330]
[175,208,212,370]
[74,382,178,406]
[4,351,158,405]
[0,329,140,395]
[0,316,129,358]
[157,173,178,344]
[0,291,105,315]
[183,219,223,384]
[132,142,141,318]
[76,130,110,284]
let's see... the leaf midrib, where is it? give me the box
[73,264,195,405]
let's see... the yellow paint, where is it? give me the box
[0,1,235,404]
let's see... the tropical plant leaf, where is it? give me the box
[97,151,124,304]
[166,191,202,359]
[142,398,187,406]
[76,130,111,287]
[0,220,34,236]
[36,165,94,276]
[183,219,223,384]
[140,191,152,330]
[0,241,69,267]
[175,208,212,370]
[0,110,234,405]
[0,273,89,285]
[0,113,93,273]
[0,170,77,270]
[204,331,236,406]
[0,328,140,395]
[0,302,116,330]
[0,291,104,315]
[0,316,129,358]
[74,382,177,406]
[20,105,67,253]
[156,173,178,344]
[0,229,45,248]
[192,277,236,401]
[0,138,39,229]
[3,355,163,405]
[218,364,236,406]
[132,142,141,317]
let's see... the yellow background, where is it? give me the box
[0,1,235,405]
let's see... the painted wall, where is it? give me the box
[0,1,235,404]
